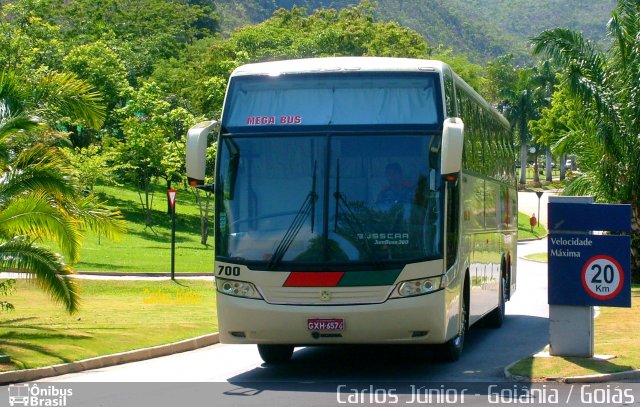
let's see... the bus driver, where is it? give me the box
[376,162,415,205]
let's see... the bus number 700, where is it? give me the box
[218,265,241,277]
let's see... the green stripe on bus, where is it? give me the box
[338,269,401,286]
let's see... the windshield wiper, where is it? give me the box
[267,162,318,270]
[333,160,381,266]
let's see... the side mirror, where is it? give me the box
[186,120,218,187]
[440,118,464,175]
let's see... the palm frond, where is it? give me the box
[0,192,81,262]
[61,194,127,241]
[0,144,78,199]
[0,114,40,141]
[563,172,603,199]
[532,29,604,73]
[0,71,27,116]
[608,0,640,68]
[31,72,106,130]
[0,238,79,314]
[532,29,622,131]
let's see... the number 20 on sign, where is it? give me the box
[582,255,624,301]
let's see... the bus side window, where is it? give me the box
[443,68,456,117]
[446,178,460,270]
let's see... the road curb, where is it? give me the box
[75,272,215,277]
[561,369,640,383]
[517,235,548,242]
[0,333,219,384]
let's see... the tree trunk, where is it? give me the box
[570,154,577,171]
[138,177,154,227]
[560,153,566,181]
[545,147,553,182]
[520,143,528,185]
[533,151,540,184]
[166,179,172,215]
[632,203,640,283]
[193,188,213,246]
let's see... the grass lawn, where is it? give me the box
[0,279,217,371]
[507,286,640,379]
[72,183,214,273]
[517,211,548,241]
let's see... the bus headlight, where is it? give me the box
[215,278,263,299]
[391,277,442,298]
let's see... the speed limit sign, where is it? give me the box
[581,255,624,300]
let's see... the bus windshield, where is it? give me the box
[217,133,443,269]
[222,73,441,131]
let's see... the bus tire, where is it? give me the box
[439,277,469,362]
[257,344,294,364]
[485,274,507,328]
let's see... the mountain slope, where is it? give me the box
[214,0,616,62]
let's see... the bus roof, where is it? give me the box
[230,57,448,77]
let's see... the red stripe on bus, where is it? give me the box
[283,272,344,287]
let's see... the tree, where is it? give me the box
[529,85,583,181]
[0,0,66,72]
[62,41,132,144]
[532,0,640,280]
[111,82,198,225]
[485,56,555,185]
[0,70,125,313]
[56,0,217,85]
[61,145,114,192]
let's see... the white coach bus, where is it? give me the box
[186,57,518,364]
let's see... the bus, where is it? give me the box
[186,57,517,364]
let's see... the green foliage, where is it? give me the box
[0,0,66,72]
[229,4,428,59]
[110,82,198,224]
[62,41,132,114]
[61,145,114,192]
[54,0,214,83]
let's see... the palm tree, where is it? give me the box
[502,68,539,185]
[532,0,640,281]
[486,57,551,186]
[530,60,557,183]
[0,70,126,313]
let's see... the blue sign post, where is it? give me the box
[547,197,632,357]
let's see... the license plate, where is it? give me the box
[307,318,344,331]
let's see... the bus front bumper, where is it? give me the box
[216,290,451,345]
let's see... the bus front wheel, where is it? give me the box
[439,293,468,362]
[257,344,294,364]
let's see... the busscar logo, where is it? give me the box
[8,384,73,407]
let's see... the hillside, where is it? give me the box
[214,0,616,62]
